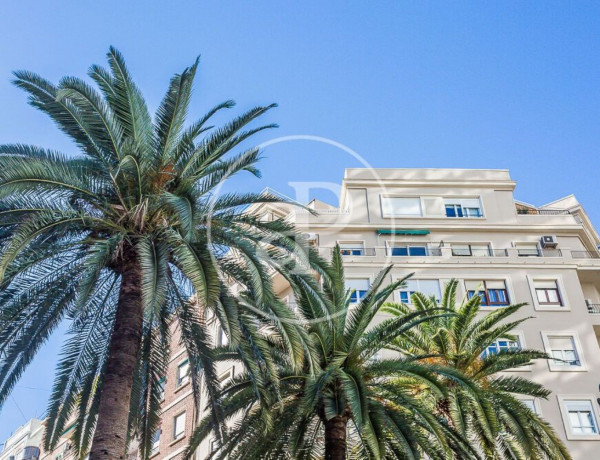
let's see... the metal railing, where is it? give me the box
[516,208,571,215]
[587,303,600,314]
[339,248,376,257]
[571,250,600,259]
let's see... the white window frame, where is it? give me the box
[520,398,541,415]
[443,197,484,219]
[513,241,542,257]
[526,275,570,311]
[176,359,190,388]
[218,367,235,387]
[346,275,373,304]
[173,412,186,440]
[557,395,600,441]
[396,278,442,304]
[385,241,432,257]
[541,332,586,371]
[463,278,514,311]
[150,428,161,455]
[337,240,367,256]
[380,196,423,218]
[481,331,530,372]
[450,242,492,257]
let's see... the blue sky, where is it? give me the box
[1,0,600,440]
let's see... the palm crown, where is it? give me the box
[0,48,317,458]
[384,280,571,459]
[187,246,480,460]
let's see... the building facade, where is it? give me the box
[270,168,600,458]
[22,168,600,459]
[0,419,43,460]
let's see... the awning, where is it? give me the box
[376,229,430,235]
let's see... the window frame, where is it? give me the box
[386,242,430,257]
[541,332,586,371]
[397,279,442,304]
[450,243,492,257]
[150,428,161,455]
[527,275,570,311]
[176,359,190,388]
[173,412,186,440]
[346,276,372,304]
[466,280,510,307]
[443,197,484,219]
[337,240,367,256]
[557,395,600,440]
[380,196,423,218]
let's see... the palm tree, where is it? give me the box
[384,279,571,459]
[185,246,478,460]
[0,48,317,459]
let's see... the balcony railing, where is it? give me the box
[339,248,376,256]
[572,251,600,259]
[516,208,571,215]
[587,303,600,314]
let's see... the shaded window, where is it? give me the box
[346,278,370,303]
[381,197,422,217]
[534,280,562,306]
[398,279,441,304]
[466,280,509,307]
[565,401,598,435]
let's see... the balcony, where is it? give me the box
[586,303,600,314]
[516,208,571,215]
[339,247,376,257]
[572,251,600,259]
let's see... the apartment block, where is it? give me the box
[24,168,600,459]
[0,419,43,460]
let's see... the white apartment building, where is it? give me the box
[233,167,600,459]
[0,419,43,460]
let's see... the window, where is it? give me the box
[522,399,538,414]
[534,280,562,306]
[451,244,491,257]
[150,429,161,455]
[482,337,521,358]
[548,336,580,367]
[516,243,540,257]
[218,368,234,386]
[389,245,428,256]
[218,328,229,347]
[157,376,166,400]
[466,280,509,307]
[173,412,186,440]
[176,360,189,387]
[381,197,422,217]
[339,242,366,256]
[346,278,370,303]
[565,401,598,435]
[398,279,441,304]
[444,198,482,218]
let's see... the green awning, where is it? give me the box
[376,229,430,235]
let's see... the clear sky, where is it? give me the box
[1,0,599,441]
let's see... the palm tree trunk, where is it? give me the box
[325,416,348,460]
[89,253,143,460]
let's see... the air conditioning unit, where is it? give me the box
[540,235,558,248]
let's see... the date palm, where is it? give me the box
[0,48,316,459]
[185,246,478,460]
[384,280,571,459]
